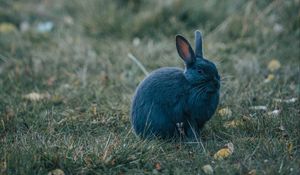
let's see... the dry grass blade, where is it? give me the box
[128,53,149,76]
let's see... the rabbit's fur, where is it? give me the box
[131,31,220,140]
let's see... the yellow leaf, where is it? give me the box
[0,23,17,33]
[91,104,97,115]
[248,169,256,175]
[23,92,50,101]
[214,142,234,160]
[202,164,214,175]
[51,95,64,104]
[218,107,232,117]
[287,142,293,155]
[224,120,242,128]
[214,148,231,160]
[264,74,275,83]
[267,59,281,72]
[47,169,65,175]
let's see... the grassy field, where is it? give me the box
[0,0,299,174]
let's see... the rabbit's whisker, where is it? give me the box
[193,86,208,102]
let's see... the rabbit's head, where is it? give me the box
[176,31,220,93]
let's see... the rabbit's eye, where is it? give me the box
[197,69,204,74]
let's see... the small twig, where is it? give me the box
[128,53,149,76]
[124,127,133,140]
[0,53,8,62]
[206,16,234,40]
[102,133,112,160]
[278,160,284,173]
[257,0,279,20]
[244,139,261,162]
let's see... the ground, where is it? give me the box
[0,0,299,174]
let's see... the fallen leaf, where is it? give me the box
[47,76,56,86]
[264,74,275,83]
[225,142,234,153]
[267,109,281,116]
[202,164,214,175]
[274,98,297,103]
[154,162,162,171]
[249,106,267,111]
[242,115,252,121]
[84,156,93,167]
[91,104,97,115]
[218,107,232,118]
[0,23,16,33]
[224,116,251,128]
[224,120,242,128]
[51,95,64,105]
[278,125,285,131]
[277,125,289,138]
[267,59,281,72]
[20,21,30,32]
[23,92,50,101]
[214,142,234,160]
[63,15,74,25]
[36,21,54,33]
[133,37,141,46]
[287,142,293,155]
[273,23,284,34]
[47,169,65,175]
[0,159,7,174]
[248,169,256,175]
[214,148,231,160]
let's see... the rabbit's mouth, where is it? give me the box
[206,88,219,94]
[206,80,220,93]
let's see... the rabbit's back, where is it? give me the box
[131,67,188,138]
[135,67,188,103]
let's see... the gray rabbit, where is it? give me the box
[131,31,220,140]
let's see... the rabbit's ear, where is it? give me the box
[176,35,195,64]
[194,30,203,58]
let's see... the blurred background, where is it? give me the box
[1,0,299,38]
[0,0,299,108]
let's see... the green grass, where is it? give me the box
[0,0,299,174]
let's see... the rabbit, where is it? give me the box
[131,30,220,140]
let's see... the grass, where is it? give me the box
[0,0,299,174]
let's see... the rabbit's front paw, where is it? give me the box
[185,127,200,142]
